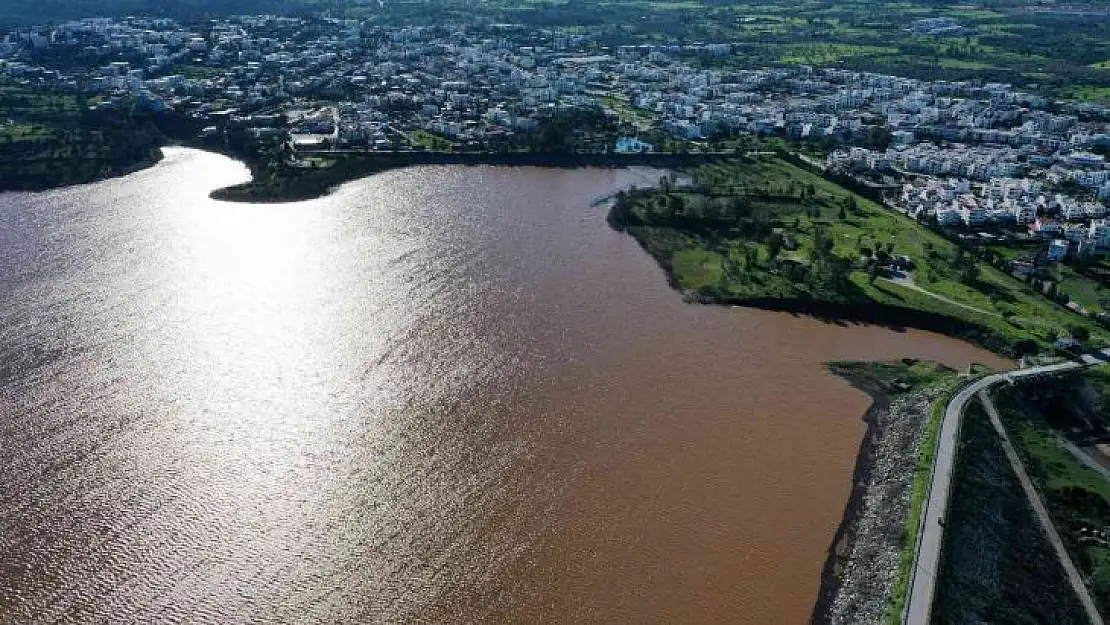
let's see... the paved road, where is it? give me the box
[904,349,1110,625]
[979,390,1105,624]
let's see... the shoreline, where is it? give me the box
[702,296,1014,356]
[609,207,1018,358]
[4,143,1021,361]
[0,145,727,200]
[4,144,1006,621]
[810,371,890,625]
[811,363,959,625]
[0,148,165,194]
[207,150,731,203]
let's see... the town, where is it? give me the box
[4,15,1110,263]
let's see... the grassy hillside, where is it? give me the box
[0,82,165,190]
[608,155,1108,355]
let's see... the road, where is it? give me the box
[882,275,1001,319]
[979,390,1104,624]
[904,349,1110,625]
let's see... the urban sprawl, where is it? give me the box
[5,15,1110,258]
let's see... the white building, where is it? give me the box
[1091,219,1110,249]
[1014,201,1037,224]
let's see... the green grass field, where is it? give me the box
[408,129,454,151]
[1064,86,1110,104]
[778,43,898,65]
[611,155,1108,355]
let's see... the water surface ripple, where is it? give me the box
[0,148,1007,623]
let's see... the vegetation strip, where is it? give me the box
[886,376,971,625]
[993,373,1110,618]
[979,390,1106,624]
[933,400,1090,623]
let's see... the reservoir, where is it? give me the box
[0,148,1008,623]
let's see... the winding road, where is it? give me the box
[904,349,1110,625]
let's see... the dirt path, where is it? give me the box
[882,275,1001,319]
[979,390,1104,625]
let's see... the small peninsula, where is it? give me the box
[0,83,165,191]
[607,154,1109,357]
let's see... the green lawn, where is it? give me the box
[939,58,996,71]
[1057,266,1110,315]
[672,248,724,289]
[171,64,225,80]
[778,43,898,65]
[599,95,659,128]
[1064,86,1110,104]
[408,129,454,151]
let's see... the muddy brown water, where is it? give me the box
[0,148,1009,623]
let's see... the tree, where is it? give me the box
[668,193,685,213]
[1014,339,1039,357]
[838,205,848,221]
[868,261,881,285]
[1071,325,1091,343]
[766,232,784,261]
[742,244,759,269]
[828,255,853,289]
[810,225,828,263]
[960,260,980,285]
[821,233,835,256]
[730,196,753,219]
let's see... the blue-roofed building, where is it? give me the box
[615,137,654,154]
